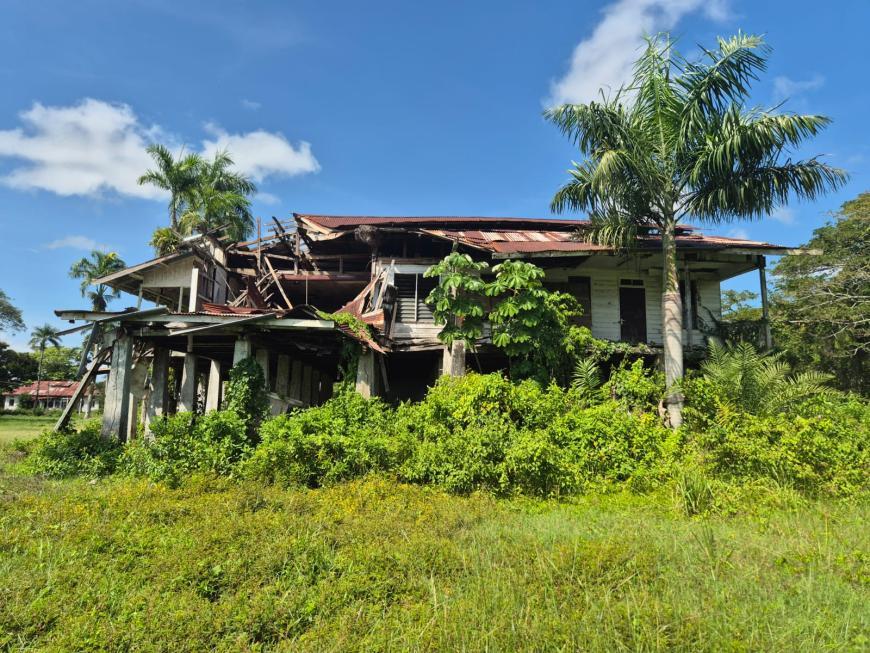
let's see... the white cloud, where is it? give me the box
[44,235,112,251]
[546,0,729,106]
[768,207,795,224]
[0,99,163,199]
[0,98,319,200]
[201,123,320,183]
[727,227,750,240]
[255,191,281,205]
[241,99,262,111]
[773,74,824,103]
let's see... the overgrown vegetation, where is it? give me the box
[21,346,867,502]
[0,474,866,652]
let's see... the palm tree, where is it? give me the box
[69,251,127,311]
[701,341,833,415]
[180,150,257,241]
[29,324,61,410]
[546,33,846,426]
[138,144,203,231]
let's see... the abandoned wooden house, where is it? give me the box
[53,214,789,440]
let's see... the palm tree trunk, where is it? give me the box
[661,219,684,427]
[34,345,46,411]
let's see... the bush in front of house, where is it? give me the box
[120,411,251,484]
[241,391,403,486]
[23,420,122,478]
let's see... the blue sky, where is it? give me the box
[1,0,868,350]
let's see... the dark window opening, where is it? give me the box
[679,280,700,327]
[544,276,592,328]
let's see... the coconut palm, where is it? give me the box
[138,144,203,231]
[69,251,127,311]
[546,33,846,426]
[180,150,257,241]
[29,324,61,410]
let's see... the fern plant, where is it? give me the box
[701,342,834,415]
[571,359,601,398]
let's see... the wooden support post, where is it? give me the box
[289,360,302,401]
[144,347,170,438]
[442,341,466,377]
[126,360,149,441]
[275,355,290,397]
[101,332,133,441]
[233,336,253,364]
[311,370,321,406]
[205,359,221,412]
[255,349,270,389]
[355,349,377,398]
[302,365,313,405]
[178,353,198,412]
[758,257,772,350]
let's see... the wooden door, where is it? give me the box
[619,286,647,343]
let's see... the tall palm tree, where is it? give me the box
[546,33,846,426]
[138,144,203,232]
[69,251,127,311]
[29,324,61,410]
[180,150,257,241]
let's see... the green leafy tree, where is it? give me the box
[29,324,61,409]
[424,252,489,375]
[0,289,25,333]
[772,193,870,392]
[546,33,846,426]
[179,150,257,241]
[0,342,38,392]
[69,251,127,311]
[701,341,833,415]
[38,346,81,380]
[138,144,203,232]
[486,260,584,383]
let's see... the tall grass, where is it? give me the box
[0,474,866,651]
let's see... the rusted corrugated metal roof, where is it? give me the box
[296,214,590,229]
[6,381,79,398]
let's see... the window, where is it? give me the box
[395,273,438,323]
[679,280,700,327]
[544,276,592,328]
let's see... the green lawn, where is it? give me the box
[0,414,59,443]
[0,472,866,651]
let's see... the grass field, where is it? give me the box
[0,469,867,651]
[0,414,59,444]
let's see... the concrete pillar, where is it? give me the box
[178,353,198,413]
[232,336,252,365]
[442,341,466,377]
[289,360,303,401]
[302,365,313,405]
[255,349,270,390]
[144,347,170,438]
[101,332,133,441]
[205,359,221,412]
[275,355,290,397]
[355,349,377,398]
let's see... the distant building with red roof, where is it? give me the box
[3,380,99,412]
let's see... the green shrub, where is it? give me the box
[687,394,869,496]
[603,359,664,412]
[24,420,122,478]
[242,391,402,486]
[120,411,251,483]
[223,356,269,438]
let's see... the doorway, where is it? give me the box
[619,285,647,343]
